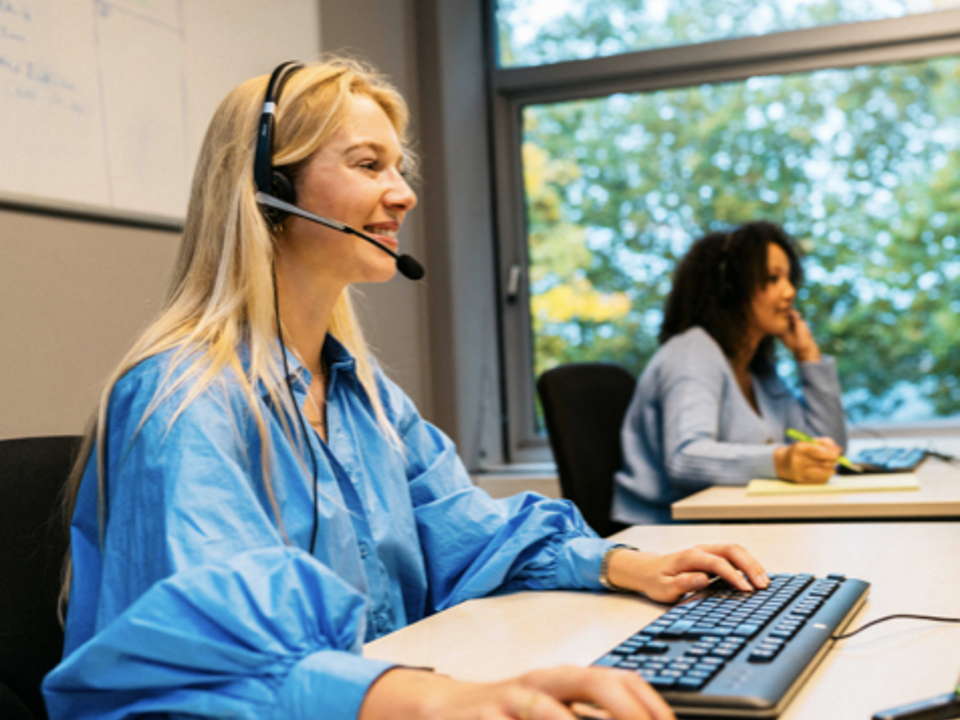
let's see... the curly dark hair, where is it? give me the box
[659,220,804,377]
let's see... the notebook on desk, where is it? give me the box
[746,474,920,496]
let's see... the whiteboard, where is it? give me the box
[0,0,321,227]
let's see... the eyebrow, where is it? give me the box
[342,141,388,156]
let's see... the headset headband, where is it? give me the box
[254,61,304,197]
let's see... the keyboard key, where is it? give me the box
[748,649,776,662]
[640,641,670,654]
[693,663,721,674]
[677,676,707,690]
[661,620,695,637]
[699,656,725,666]
[711,648,738,658]
[647,676,678,689]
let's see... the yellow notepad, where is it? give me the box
[746,474,920,496]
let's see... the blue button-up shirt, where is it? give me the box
[44,337,614,720]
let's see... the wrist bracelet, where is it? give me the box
[599,543,639,592]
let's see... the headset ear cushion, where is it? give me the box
[271,171,297,205]
[260,171,296,225]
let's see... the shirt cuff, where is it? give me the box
[275,649,395,720]
[750,450,778,481]
[555,537,619,591]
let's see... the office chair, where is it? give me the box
[0,435,83,720]
[537,363,637,537]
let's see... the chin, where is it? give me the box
[358,263,398,284]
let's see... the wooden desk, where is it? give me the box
[365,523,960,720]
[673,439,960,522]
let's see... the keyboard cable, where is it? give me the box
[831,613,960,641]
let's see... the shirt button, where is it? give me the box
[358,542,369,558]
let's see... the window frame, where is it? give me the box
[487,4,960,462]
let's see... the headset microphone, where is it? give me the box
[256,192,425,280]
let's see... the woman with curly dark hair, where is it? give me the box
[613,221,847,525]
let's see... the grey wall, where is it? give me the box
[319,0,433,421]
[321,0,505,468]
[0,210,180,438]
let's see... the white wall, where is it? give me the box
[0,0,503,471]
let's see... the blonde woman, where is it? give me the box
[43,58,768,720]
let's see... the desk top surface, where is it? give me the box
[673,438,960,521]
[364,522,960,720]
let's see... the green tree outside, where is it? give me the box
[521,48,960,421]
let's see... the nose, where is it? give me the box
[383,169,417,213]
[783,279,796,302]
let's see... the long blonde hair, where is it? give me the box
[59,57,412,616]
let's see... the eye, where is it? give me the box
[358,158,379,171]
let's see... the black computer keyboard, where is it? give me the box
[593,572,870,718]
[847,447,927,473]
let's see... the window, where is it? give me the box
[489,1,960,461]
[496,0,960,68]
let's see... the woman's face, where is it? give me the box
[280,94,417,286]
[749,242,796,337]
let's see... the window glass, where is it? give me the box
[497,0,960,68]
[523,55,960,424]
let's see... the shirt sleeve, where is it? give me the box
[43,363,394,720]
[787,356,848,451]
[377,375,615,613]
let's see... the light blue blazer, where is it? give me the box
[613,327,847,524]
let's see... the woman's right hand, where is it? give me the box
[359,665,675,720]
[773,437,841,484]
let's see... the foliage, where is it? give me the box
[516,6,960,422]
[497,0,960,68]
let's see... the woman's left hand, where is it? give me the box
[777,309,821,362]
[605,544,769,604]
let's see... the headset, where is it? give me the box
[254,61,303,226]
[718,230,736,305]
[253,61,425,279]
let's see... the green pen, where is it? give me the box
[785,428,863,473]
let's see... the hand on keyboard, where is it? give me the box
[605,544,770,603]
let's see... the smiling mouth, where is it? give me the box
[363,226,400,250]
[364,226,398,239]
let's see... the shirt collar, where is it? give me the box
[255,334,359,400]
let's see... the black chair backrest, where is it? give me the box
[0,435,83,720]
[537,363,636,537]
